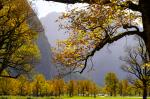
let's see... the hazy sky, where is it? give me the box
[32,0,66,18]
[32,0,88,46]
[32,0,87,18]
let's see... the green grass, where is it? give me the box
[64,96,150,99]
[0,96,149,99]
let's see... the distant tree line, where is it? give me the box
[0,73,150,98]
[0,74,99,98]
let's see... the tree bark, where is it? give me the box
[140,0,150,57]
[143,83,147,99]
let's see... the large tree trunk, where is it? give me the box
[140,0,150,57]
[143,83,147,99]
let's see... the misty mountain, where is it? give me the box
[28,12,57,79]
[30,12,87,80]
[39,12,139,85]
[36,27,57,79]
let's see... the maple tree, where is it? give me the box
[121,38,150,99]
[48,0,148,72]
[45,0,150,54]
[67,80,77,97]
[74,80,99,97]
[51,79,65,96]
[0,0,40,78]
[118,79,130,96]
[104,72,118,96]
[0,73,148,97]
[0,72,20,95]
[32,74,46,96]
[51,0,141,74]
[89,82,98,98]
[18,75,32,96]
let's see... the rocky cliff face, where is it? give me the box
[27,11,57,79]
[36,28,57,79]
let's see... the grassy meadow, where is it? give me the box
[0,96,149,99]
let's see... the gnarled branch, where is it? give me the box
[79,28,143,73]
[45,0,111,4]
[45,0,87,4]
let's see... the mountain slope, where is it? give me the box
[28,11,57,79]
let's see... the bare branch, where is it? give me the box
[78,30,142,73]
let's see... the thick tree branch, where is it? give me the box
[126,1,140,12]
[92,30,142,57]
[0,2,3,10]
[79,30,143,73]
[45,0,87,4]
[45,0,111,4]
